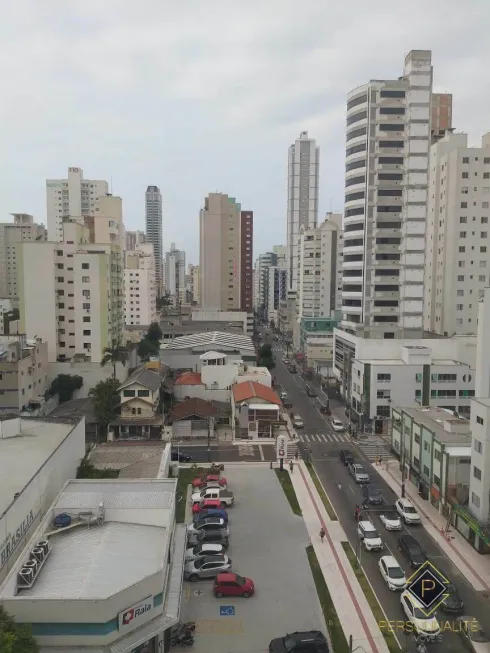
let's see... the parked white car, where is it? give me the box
[378,555,407,591]
[380,511,402,531]
[331,419,344,432]
[401,590,441,639]
[396,498,421,524]
[293,415,304,428]
[185,543,226,562]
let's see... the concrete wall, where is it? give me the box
[161,351,244,372]
[47,361,128,397]
[174,384,230,402]
[0,418,85,584]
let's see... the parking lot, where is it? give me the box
[179,465,326,653]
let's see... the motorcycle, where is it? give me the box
[170,634,194,646]
[173,621,196,635]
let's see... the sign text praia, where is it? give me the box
[0,510,37,568]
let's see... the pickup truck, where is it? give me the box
[191,487,235,507]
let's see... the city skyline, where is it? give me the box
[2,2,490,263]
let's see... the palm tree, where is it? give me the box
[100,340,128,378]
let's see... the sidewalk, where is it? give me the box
[290,461,391,653]
[374,460,490,592]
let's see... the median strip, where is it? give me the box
[341,541,402,653]
[305,462,337,520]
[275,469,302,516]
[306,545,350,653]
[176,469,196,523]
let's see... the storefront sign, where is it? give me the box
[119,596,153,631]
[0,509,37,568]
[276,435,286,459]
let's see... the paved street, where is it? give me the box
[172,442,277,463]
[267,342,490,653]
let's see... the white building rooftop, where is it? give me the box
[357,357,467,367]
[0,479,177,600]
[0,417,81,519]
[17,522,165,599]
[160,330,255,352]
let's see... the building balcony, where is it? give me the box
[341,303,362,313]
[342,291,363,299]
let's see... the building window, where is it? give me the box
[474,439,483,453]
[471,492,481,508]
[82,263,90,269]
[376,389,391,399]
[433,474,440,488]
[376,406,391,417]
[461,202,468,208]
[82,330,91,336]
[82,276,90,283]
[473,466,482,480]
[123,390,136,397]
[414,433,420,444]
[460,231,467,238]
[462,172,469,179]
[477,416,484,425]
[377,373,391,382]
[434,449,442,461]
[415,373,422,383]
[460,216,467,223]
[137,389,150,397]
[423,465,430,477]
[462,157,469,164]
[423,441,430,452]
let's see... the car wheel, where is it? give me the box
[215,592,223,598]
[189,574,199,582]
[242,592,251,598]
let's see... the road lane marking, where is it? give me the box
[258,444,264,461]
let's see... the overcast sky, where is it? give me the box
[1,0,490,264]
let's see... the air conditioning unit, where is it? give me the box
[17,566,34,587]
[24,558,39,574]
[31,547,45,564]
[37,540,50,557]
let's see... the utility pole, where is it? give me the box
[349,635,353,653]
[207,416,212,463]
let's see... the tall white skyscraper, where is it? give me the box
[424,131,490,336]
[286,131,319,292]
[145,185,163,296]
[46,167,109,241]
[342,50,432,339]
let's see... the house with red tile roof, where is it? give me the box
[231,381,282,440]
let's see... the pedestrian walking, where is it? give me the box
[319,527,326,543]
[289,461,294,473]
[379,455,383,466]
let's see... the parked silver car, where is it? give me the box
[184,543,226,562]
[184,554,232,581]
[348,463,370,484]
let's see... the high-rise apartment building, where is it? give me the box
[254,252,277,319]
[297,213,343,320]
[165,243,186,303]
[0,214,46,300]
[424,131,490,336]
[199,193,253,311]
[188,264,200,305]
[18,218,124,363]
[145,186,163,296]
[126,230,146,251]
[240,211,254,312]
[431,93,453,144]
[125,243,157,326]
[46,167,109,241]
[287,131,319,291]
[266,266,288,326]
[342,49,432,339]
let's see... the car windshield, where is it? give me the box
[192,545,203,554]
[404,505,417,513]
[365,531,380,539]
[385,513,399,521]
[470,628,489,643]
[193,558,206,569]
[409,546,422,555]
[446,584,457,595]
[333,420,342,425]
[370,488,381,496]
[413,607,433,620]
[356,467,366,474]
[234,574,247,586]
[388,567,405,579]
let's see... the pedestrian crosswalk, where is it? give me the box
[297,431,394,463]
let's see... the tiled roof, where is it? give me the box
[232,381,281,405]
[118,367,162,392]
[175,372,203,386]
[170,398,218,421]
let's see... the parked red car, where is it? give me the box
[213,573,255,598]
[192,474,227,489]
[192,499,222,514]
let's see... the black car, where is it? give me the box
[339,449,354,466]
[269,631,329,653]
[171,451,192,462]
[361,484,383,505]
[306,387,317,397]
[289,367,297,374]
[398,534,427,568]
[440,583,464,613]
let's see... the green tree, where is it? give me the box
[146,322,163,342]
[0,606,39,653]
[47,374,83,403]
[100,340,128,378]
[137,337,160,361]
[89,378,120,437]
[77,457,119,479]
[258,343,275,370]
[157,293,172,310]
